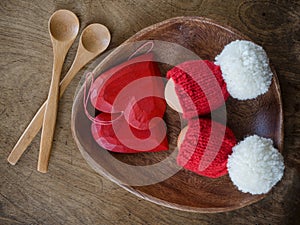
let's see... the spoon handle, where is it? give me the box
[38,47,65,173]
[7,61,82,165]
[7,49,94,165]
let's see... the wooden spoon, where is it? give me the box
[38,10,80,173]
[7,23,110,167]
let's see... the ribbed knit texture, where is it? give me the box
[167,60,229,119]
[177,118,236,178]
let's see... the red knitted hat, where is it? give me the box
[166,60,229,119]
[177,118,236,178]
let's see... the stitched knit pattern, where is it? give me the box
[167,60,229,119]
[177,118,236,178]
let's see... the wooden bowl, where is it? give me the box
[71,17,283,213]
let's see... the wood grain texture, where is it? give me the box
[0,0,299,224]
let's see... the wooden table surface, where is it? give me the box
[1,0,299,224]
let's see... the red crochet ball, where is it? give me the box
[166,60,229,119]
[177,118,236,178]
[91,113,169,153]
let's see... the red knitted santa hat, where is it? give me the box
[177,118,236,178]
[166,60,229,119]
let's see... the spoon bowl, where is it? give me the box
[81,24,110,54]
[49,9,79,41]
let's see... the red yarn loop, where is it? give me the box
[83,72,123,125]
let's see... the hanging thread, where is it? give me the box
[128,40,154,60]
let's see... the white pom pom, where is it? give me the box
[227,135,284,195]
[215,40,273,100]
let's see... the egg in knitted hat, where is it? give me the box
[165,60,229,119]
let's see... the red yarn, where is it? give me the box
[166,60,229,119]
[91,113,169,153]
[177,118,236,178]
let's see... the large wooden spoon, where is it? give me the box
[7,23,110,168]
[38,9,80,173]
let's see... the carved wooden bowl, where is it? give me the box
[71,17,283,212]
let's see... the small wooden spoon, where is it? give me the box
[7,24,110,167]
